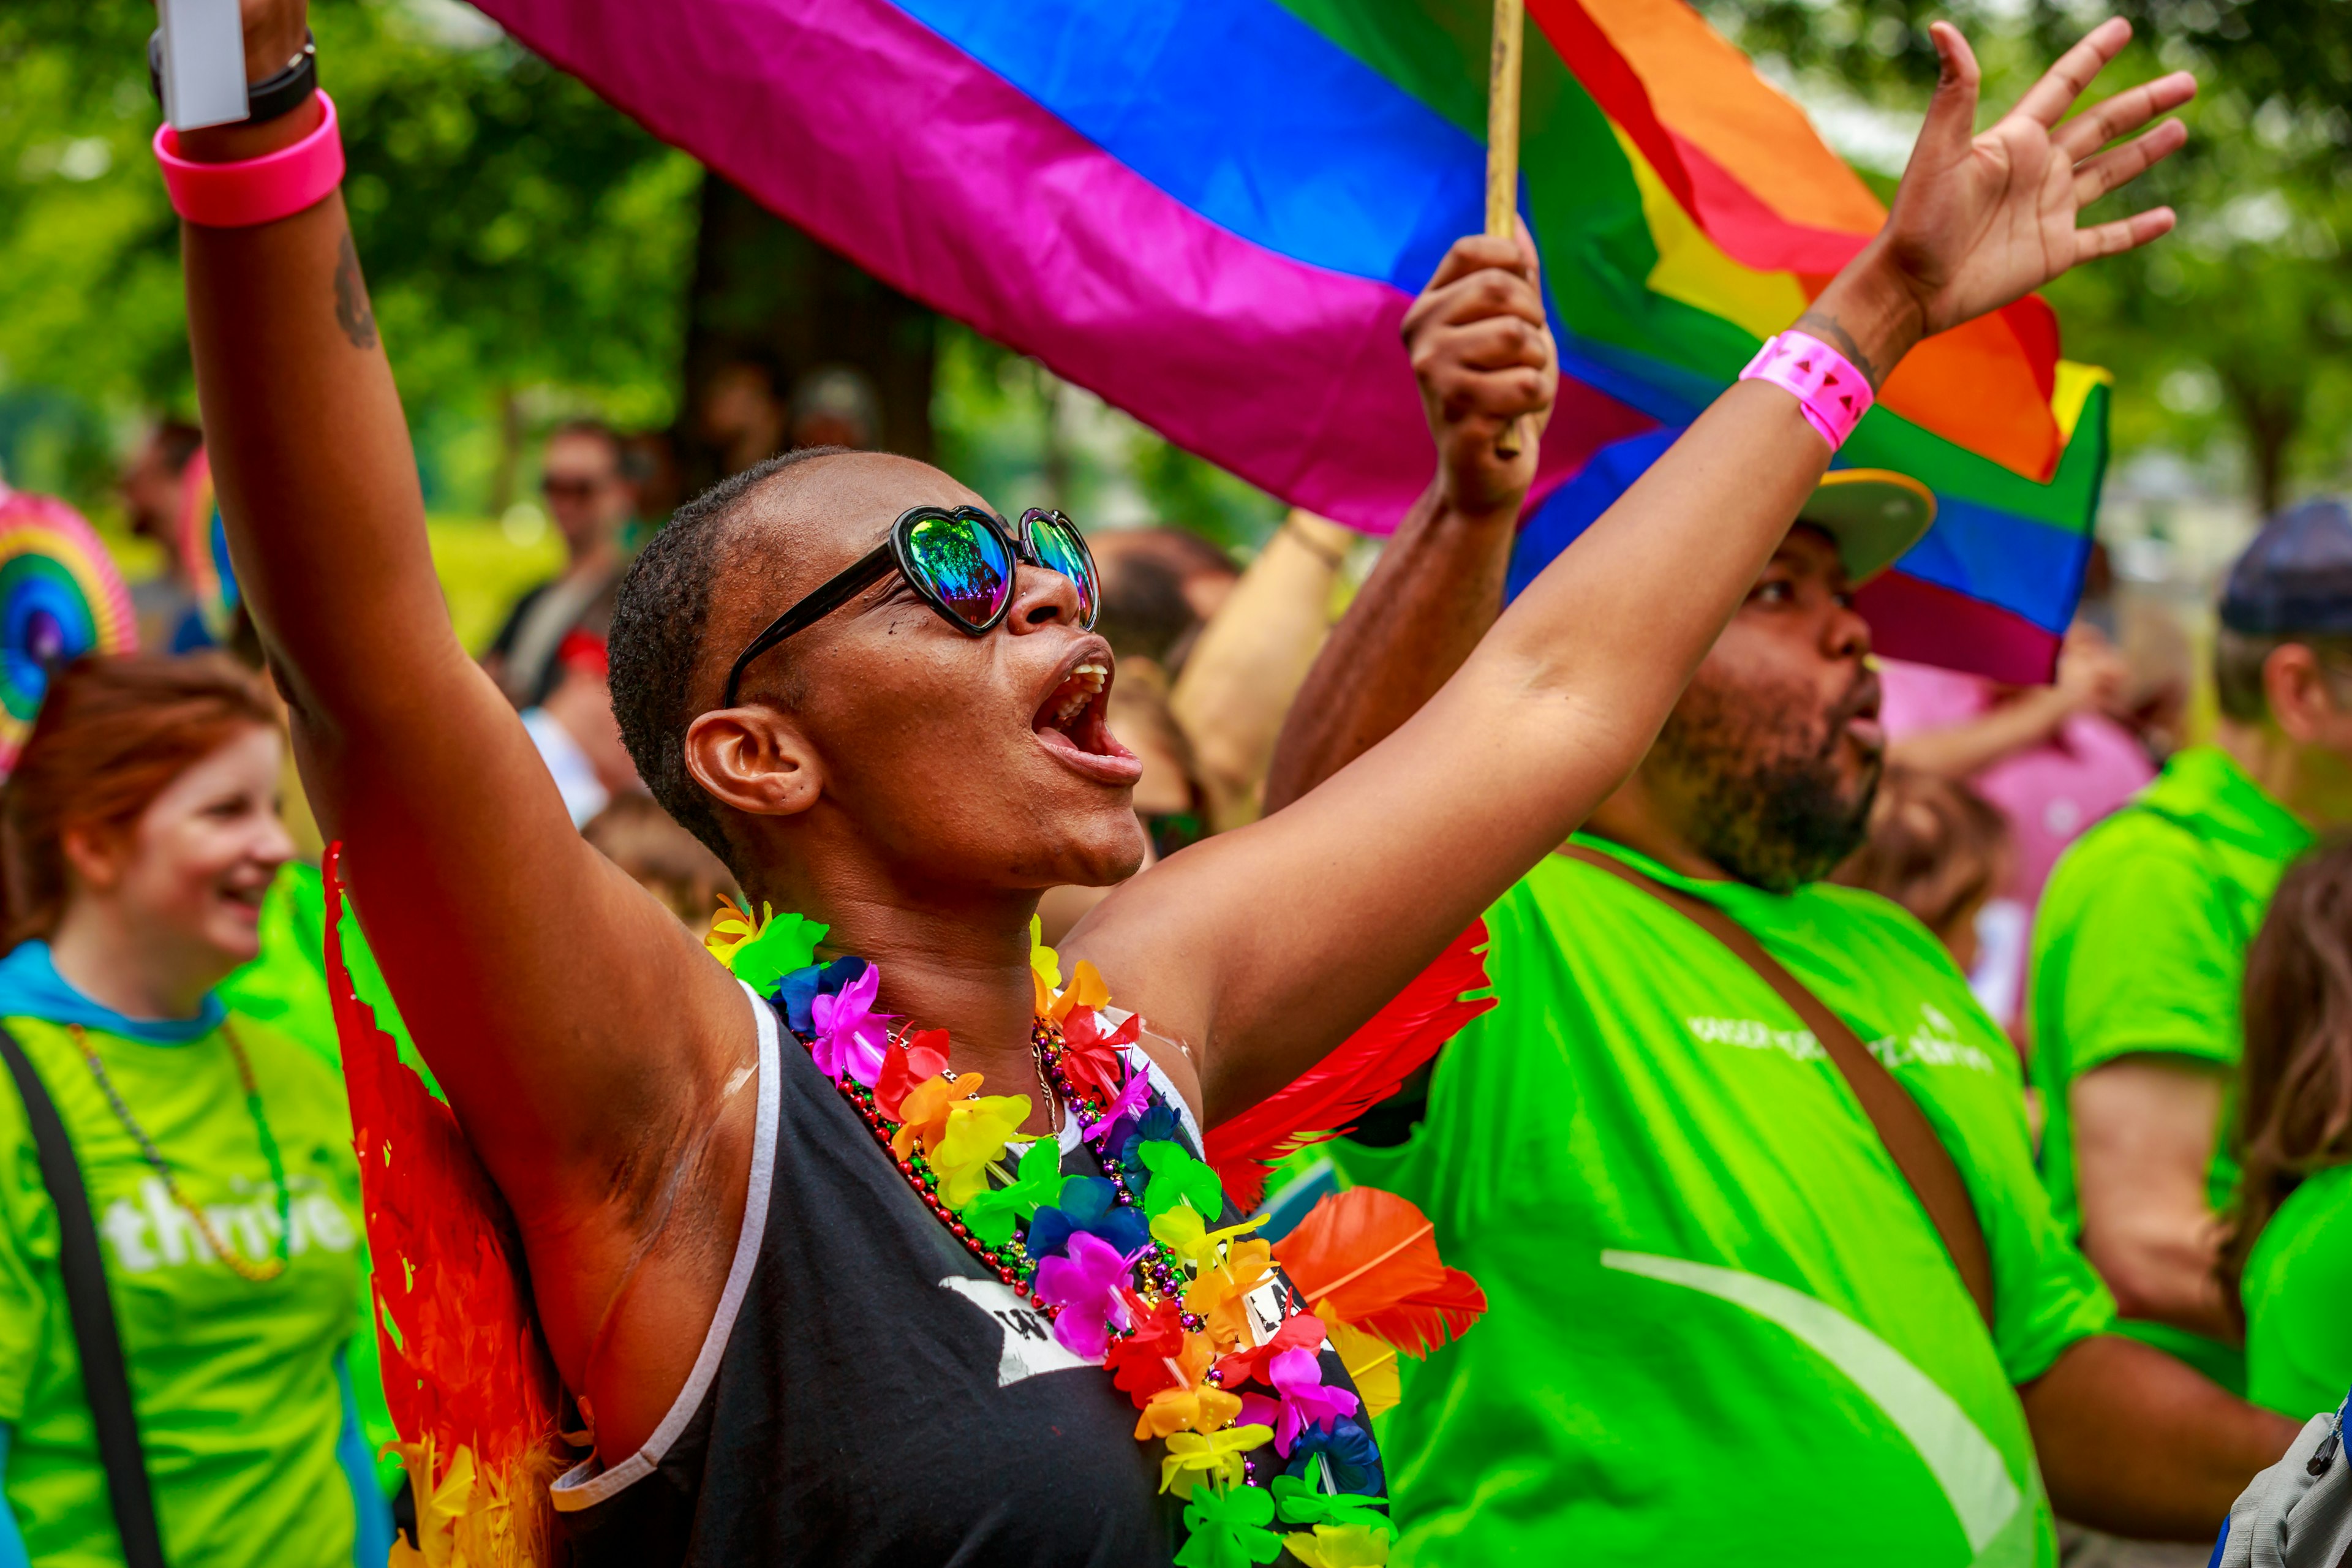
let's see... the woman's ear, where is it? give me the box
[684,707,823,822]
[59,821,124,896]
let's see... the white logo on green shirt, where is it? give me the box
[1869,1005,1999,1076]
[99,1174,358,1274]
[1685,1016,1825,1062]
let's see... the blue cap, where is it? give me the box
[2220,499,2352,636]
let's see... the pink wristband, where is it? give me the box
[1740,330,1874,452]
[153,92,344,228]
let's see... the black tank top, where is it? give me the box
[551,986,1374,1565]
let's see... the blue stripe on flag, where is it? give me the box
[1507,429,2088,635]
[897,0,1484,292]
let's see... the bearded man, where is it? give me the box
[1260,475,2294,1567]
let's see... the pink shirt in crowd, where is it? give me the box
[1877,657,2155,1025]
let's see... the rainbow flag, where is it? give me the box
[466,0,2108,680]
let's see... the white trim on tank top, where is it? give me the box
[549,981,781,1510]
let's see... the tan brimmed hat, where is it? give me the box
[1798,469,1937,585]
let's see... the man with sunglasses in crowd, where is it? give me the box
[1260,445,2297,1564]
[485,418,638,707]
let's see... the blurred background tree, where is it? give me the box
[0,0,1280,561]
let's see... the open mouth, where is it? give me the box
[1834,673,1887,758]
[219,880,271,919]
[1032,650,1143,786]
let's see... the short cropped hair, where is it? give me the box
[607,446,851,864]
[2213,628,2352,724]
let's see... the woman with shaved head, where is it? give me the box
[165,0,2188,1558]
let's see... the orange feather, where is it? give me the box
[1270,1186,1485,1359]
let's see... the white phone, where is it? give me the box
[156,0,249,132]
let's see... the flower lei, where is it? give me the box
[706,898,1398,1568]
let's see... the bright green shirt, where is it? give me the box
[2244,1165,2352,1420]
[1330,841,2114,1568]
[0,1012,369,1568]
[2030,746,2311,1389]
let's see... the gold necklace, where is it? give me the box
[73,1021,293,1284]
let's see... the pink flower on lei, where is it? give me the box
[810,965,892,1088]
[1033,1230,1144,1361]
[1267,1347,1359,1457]
[1080,1063,1154,1145]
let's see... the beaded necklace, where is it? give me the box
[73,1020,292,1284]
[706,899,1403,1568]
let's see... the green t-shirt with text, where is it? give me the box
[2244,1164,2352,1421]
[0,1014,369,1568]
[1331,841,2114,1567]
[2030,746,2311,1389]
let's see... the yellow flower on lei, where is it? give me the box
[1324,1318,1400,1419]
[929,1092,1033,1208]
[1134,1382,1243,1440]
[1029,915,1061,1012]
[891,1071,978,1162]
[1150,1207,1262,1275]
[1158,1423,1273,1494]
[703,894,766,968]
[1284,1525,1393,1567]
[1185,1237,1273,1348]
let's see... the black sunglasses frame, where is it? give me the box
[720,505,1098,708]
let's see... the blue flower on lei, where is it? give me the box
[775,956,868,1035]
[1026,1174,1153,1260]
[1283,1414,1384,1497]
[1116,1104,1185,1174]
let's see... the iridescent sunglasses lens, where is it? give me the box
[905,511,1015,628]
[1023,510,1098,628]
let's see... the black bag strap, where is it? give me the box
[0,1023,169,1568]
[1562,845,1998,1329]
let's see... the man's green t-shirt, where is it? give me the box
[0,1010,372,1567]
[1330,840,2114,1567]
[2030,746,2311,1389]
[2244,1165,2352,1420]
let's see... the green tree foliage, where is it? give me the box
[1706,0,2352,514]
[0,1,1288,547]
[0,0,696,508]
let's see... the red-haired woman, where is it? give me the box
[0,656,392,1567]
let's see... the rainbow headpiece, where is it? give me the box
[0,488,138,775]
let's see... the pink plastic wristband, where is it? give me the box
[1739,330,1874,452]
[153,91,344,228]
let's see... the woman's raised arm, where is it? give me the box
[1071,19,2194,1123]
[177,0,754,1422]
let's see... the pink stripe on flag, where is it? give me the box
[466,0,1654,531]
[1856,570,2062,685]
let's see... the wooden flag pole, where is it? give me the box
[1487,0,1527,459]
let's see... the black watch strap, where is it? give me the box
[148,28,318,126]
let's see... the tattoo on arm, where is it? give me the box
[1794,311,1885,391]
[333,232,378,351]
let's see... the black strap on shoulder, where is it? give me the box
[0,1023,168,1568]
[1562,845,1998,1329]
